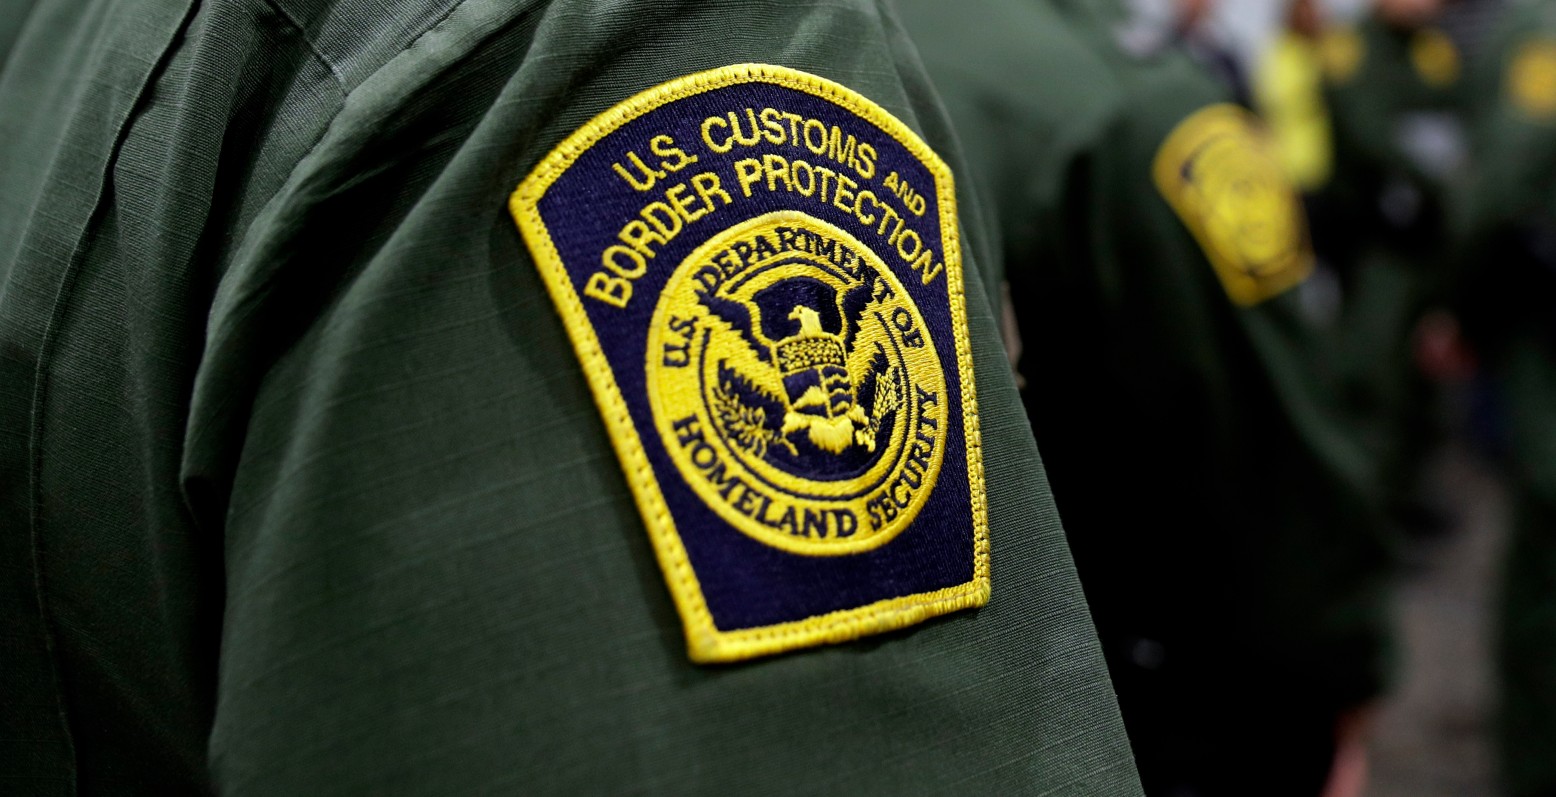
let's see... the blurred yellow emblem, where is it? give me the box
[1153,104,1315,307]
[1509,38,1556,120]
[1320,27,1365,84]
[1410,28,1460,89]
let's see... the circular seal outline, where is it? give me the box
[694,257,913,500]
[646,210,948,556]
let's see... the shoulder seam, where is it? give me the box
[258,0,348,94]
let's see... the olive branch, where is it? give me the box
[867,363,901,440]
[713,375,797,458]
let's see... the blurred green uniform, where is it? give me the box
[0,0,1143,794]
[1323,17,1464,207]
[899,1,1394,794]
[1313,16,1466,530]
[1456,2,1556,793]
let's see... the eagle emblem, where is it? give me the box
[699,258,903,478]
[647,212,946,554]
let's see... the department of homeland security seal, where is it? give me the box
[648,212,947,555]
[510,64,988,663]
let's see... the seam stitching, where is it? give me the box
[257,0,347,93]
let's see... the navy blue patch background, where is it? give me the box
[535,78,973,632]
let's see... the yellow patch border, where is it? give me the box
[1152,103,1315,307]
[508,63,989,664]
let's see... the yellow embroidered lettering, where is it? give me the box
[791,158,816,196]
[601,244,647,278]
[875,201,901,237]
[640,201,683,240]
[662,314,697,367]
[650,134,699,173]
[591,173,739,308]
[913,251,943,285]
[802,118,828,154]
[895,227,922,261]
[813,163,836,203]
[779,110,803,145]
[762,153,793,192]
[881,170,927,216]
[728,109,762,147]
[759,107,786,144]
[884,212,906,244]
[832,172,857,215]
[618,219,664,258]
[733,157,764,197]
[665,183,704,223]
[854,189,877,226]
[612,150,665,191]
[855,142,877,180]
[824,126,857,176]
[584,271,632,308]
[700,114,733,153]
[690,171,733,211]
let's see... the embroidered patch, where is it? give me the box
[510,64,988,663]
[1508,38,1556,121]
[1153,103,1315,307]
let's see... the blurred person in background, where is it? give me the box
[898,0,1398,794]
[1453,1,1556,793]
[1272,0,1482,546]
[1255,0,1337,195]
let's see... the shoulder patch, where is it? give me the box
[1152,103,1315,307]
[510,64,988,664]
[1507,38,1556,121]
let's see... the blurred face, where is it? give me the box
[1289,0,1323,37]
[1178,0,1215,29]
[1375,0,1445,27]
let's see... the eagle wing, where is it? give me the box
[713,361,793,458]
[839,261,880,351]
[697,289,770,364]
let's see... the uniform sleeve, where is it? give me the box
[185,1,1142,794]
[1026,41,1393,720]
[1451,13,1556,352]
[1459,17,1556,240]
[1457,14,1556,797]
[0,0,40,66]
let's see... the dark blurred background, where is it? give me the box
[1192,2,1516,793]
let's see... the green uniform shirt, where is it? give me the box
[0,0,1141,794]
[1326,19,1464,191]
[900,1,1393,793]
[1317,17,1466,529]
[1454,3,1556,794]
